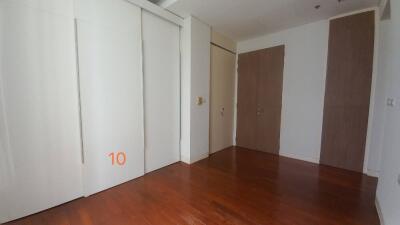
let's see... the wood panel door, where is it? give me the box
[237,51,259,150]
[210,45,236,154]
[256,46,284,154]
[320,11,375,172]
[237,46,284,154]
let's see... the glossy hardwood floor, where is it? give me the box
[5,147,379,225]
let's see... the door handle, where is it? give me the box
[257,107,264,116]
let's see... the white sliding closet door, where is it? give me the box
[142,11,180,173]
[75,0,144,196]
[0,1,83,223]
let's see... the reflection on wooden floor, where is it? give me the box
[6,146,379,225]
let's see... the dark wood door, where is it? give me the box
[236,51,259,150]
[237,46,284,154]
[256,46,284,154]
[320,11,375,172]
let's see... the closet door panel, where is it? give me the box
[237,47,284,154]
[210,45,236,154]
[76,1,144,196]
[320,11,374,172]
[236,52,259,150]
[256,46,284,154]
[0,3,82,223]
[142,11,180,173]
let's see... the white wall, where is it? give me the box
[211,30,236,53]
[181,16,211,164]
[180,18,191,163]
[367,10,387,177]
[376,1,400,225]
[237,21,329,163]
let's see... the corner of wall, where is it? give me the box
[189,152,209,164]
[364,8,382,176]
[367,169,380,178]
[180,154,191,164]
[180,15,211,165]
[180,16,192,164]
[211,30,237,53]
[188,16,211,164]
[379,0,391,20]
[279,151,320,164]
[0,189,9,223]
[376,196,386,225]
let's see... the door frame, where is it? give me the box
[209,43,237,154]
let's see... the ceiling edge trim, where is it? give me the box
[329,6,378,20]
[125,0,183,26]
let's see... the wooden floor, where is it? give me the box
[6,147,379,225]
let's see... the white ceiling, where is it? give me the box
[166,0,380,41]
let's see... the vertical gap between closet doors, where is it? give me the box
[74,18,85,165]
[140,8,147,173]
[178,26,182,161]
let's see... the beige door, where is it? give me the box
[210,45,236,154]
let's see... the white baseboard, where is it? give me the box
[376,197,385,225]
[180,154,190,164]
[189,152,209,164]
[367,170,380,178]
[279,151,319,164]
[180,152,209,164]
[279,151,377,177]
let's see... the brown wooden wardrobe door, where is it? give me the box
[256,46,284,154]
[320,11,375,172]
[236,46,284,154]
[236,51,259,150]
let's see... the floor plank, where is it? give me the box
[5,147,379,225]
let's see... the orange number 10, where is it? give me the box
[108,152,126,166]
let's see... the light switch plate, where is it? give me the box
[387,98,395,107]
[196,96,205,106]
